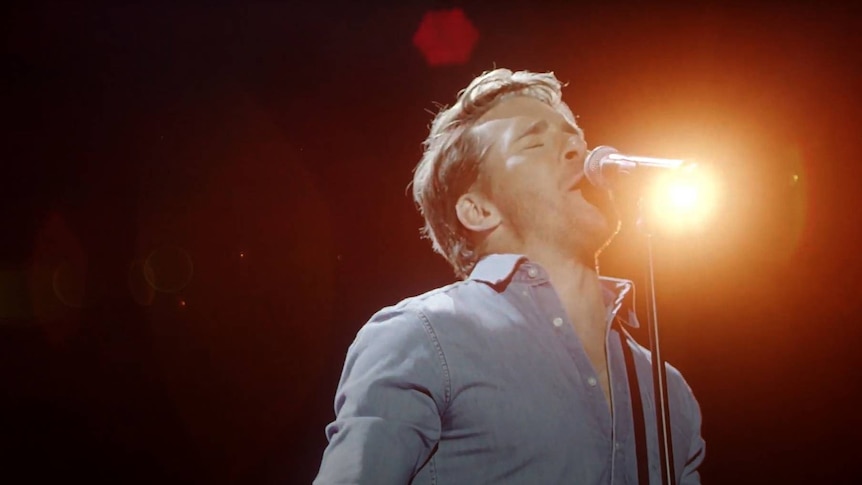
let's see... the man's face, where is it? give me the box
[471,95,620,262]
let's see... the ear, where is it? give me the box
[456,191,501,234]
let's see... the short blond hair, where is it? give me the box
[412,68,574,279]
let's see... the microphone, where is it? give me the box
[584,145,688,189]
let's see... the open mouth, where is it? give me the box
[572,174,615,213]
[566,170,589,192]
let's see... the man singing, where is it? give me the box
[314,68,705,484]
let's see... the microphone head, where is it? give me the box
[584,145,619,189]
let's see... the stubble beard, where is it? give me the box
[506,191,621,269]
[576,180,622,262]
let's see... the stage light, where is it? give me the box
[645,164,721,233]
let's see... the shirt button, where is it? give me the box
[614,441,621,451]
[552,317,564,327]
[587,376,598,387]
[527,267,539,278]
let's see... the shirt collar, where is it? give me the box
[599,276,639,328]
[467,253,528,288]
[468,254,640,328]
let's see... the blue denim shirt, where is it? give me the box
[315,254,705,484]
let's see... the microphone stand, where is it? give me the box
[638,199,676,485]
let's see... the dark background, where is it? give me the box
[2,1,860,483]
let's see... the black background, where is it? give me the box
[2,1,861,483]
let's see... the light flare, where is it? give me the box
[646,164,721,233]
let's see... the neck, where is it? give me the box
[521,244,608,339]
[482,230,608,335]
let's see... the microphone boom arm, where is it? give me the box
[607,153,685,170]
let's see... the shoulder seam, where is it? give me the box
[414,308,452,409]
[393,279,477,311]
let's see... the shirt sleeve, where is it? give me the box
[678,381,706,485]
[313,306,448,484]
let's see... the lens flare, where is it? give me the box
[646,164,720,233]
[144,245,194,293]
[128,259,156,306]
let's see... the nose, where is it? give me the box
[563,136,585,162]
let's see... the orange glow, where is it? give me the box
[645,164,721,233]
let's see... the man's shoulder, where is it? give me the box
[356,278,492,340]
[343,280,485,359]
[383,278,489,318]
